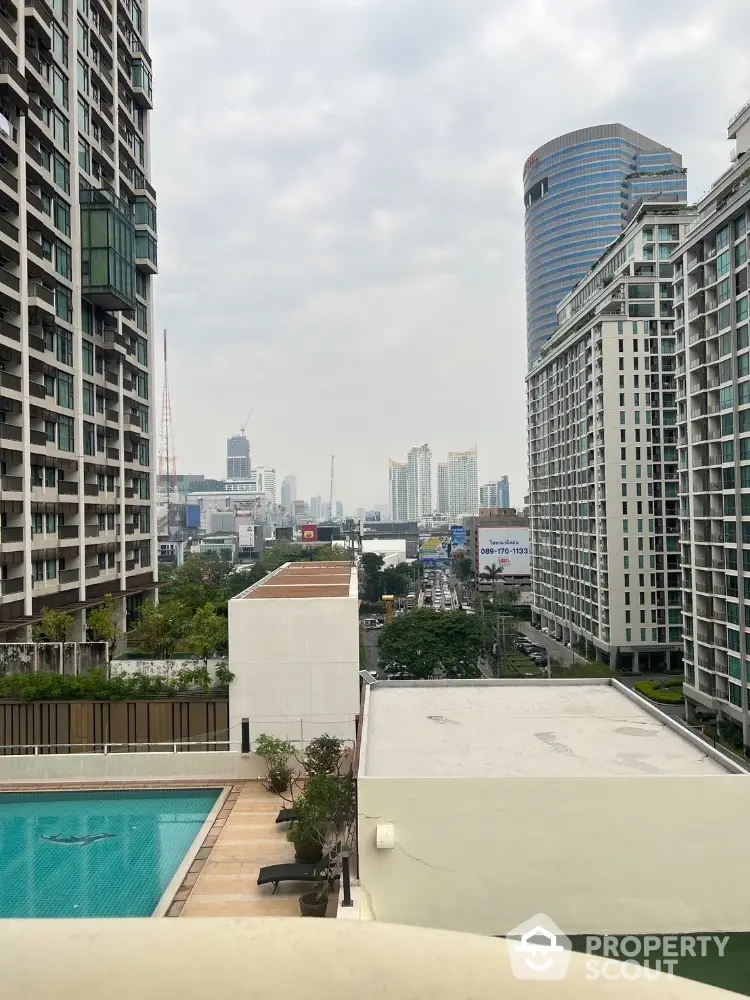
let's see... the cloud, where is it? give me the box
[148,0,750,509]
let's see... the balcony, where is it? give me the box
[135,231,157,274]
[131,60,153,109]
[57,480,77,495]
[24,0,53,49]
[27,280,55,319]
[59,524,79,540]
[85,566,100,580]
[83,483,100,497]
[1,526,22,543]
[59,568,79,585]
[80,188,136,311]
[0,58,28,113]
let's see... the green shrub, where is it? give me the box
[634,679,684,704]
[0,668,230,702]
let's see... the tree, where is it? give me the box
[496,586,520,612]
[129,600,189,659]
[360,552,385,602]
[481,564,504,584]
[452,554,473,582]
[378,608,483,679]
[159,553,236,613]
[34,609,75,642]
[87,594,119,645]
[184,603,229,665]
[382,564,410,597]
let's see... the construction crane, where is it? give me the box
[240,409,254,436]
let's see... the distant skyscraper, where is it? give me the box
[336,501,344,520]
[250,466,277,503]
[436,463,449,515]
[281,475,297,508]
[310,496,323,522]
[524,123,687,366]
[407,444,432,520]
[480,477,510,509]
[389,460,409,522]
[447,447,479,521]
[227,434,250,479]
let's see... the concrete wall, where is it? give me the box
[111,658,224,678]
[357,774,750,937]
[0,751,265,784]
[229,594,360,745]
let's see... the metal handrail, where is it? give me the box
[1,739,239,754]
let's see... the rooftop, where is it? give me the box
[359,680,738,779]
[240,561,356,600]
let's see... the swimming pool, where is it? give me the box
[0,788,222,917]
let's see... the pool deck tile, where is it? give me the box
[178,782,326,919]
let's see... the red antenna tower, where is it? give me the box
[158,329,177,492]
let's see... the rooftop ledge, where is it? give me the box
[234,560,358,600]
[0,919,737,1000]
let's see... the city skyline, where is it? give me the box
[151,1,750,509]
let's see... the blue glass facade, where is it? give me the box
[524,126,686,366]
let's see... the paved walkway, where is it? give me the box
[180,783,310,917]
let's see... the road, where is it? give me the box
[518,623,582,665]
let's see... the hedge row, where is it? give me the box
[634,679,684,704]
[0,666,233,702]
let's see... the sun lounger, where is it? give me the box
[256,856,330,894]
[275,807,297,824]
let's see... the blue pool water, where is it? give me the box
[0,788,221,917]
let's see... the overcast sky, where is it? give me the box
[148,0,750,511]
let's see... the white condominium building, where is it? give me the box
[388,459,408,521]
[436,461,449,515]
[406,443,432,520]
[447,447,478,521]
[528,202,695,670]
[676,99,750,741]
[0,0,158,639]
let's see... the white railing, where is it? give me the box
[0,739,239,755]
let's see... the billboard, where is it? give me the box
[301,524,318,542]
[477,527,530,576]
[420,536,448,564]
[450,525,467,551]
[185,504,201,529]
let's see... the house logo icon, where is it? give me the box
[504,914,572,980]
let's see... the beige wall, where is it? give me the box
[358,774,750,936]
[0,751,265,783]
[229,594,360,745]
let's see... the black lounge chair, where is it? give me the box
[256,856,330,894]
[275,806,297,824]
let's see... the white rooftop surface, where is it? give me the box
[361,682,733,779]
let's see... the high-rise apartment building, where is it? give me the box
[249,465,276,503]
[0,0,158,637]
[524,124,687,366]
[388,459,408,522]
[309,495,322,522]
[528,202,694,669]
[480,477,510,509]
[676,99,750,740]
[447,447,479,521]
[406,444,432,520]
[436,462,449,515]
[280,474,296,509]
[335,500,344,520]
[226,433,249,479]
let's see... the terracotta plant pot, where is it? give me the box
[299,891,327,917]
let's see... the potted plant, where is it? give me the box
[299,882,329,918]
[254,733,295,794]
[293,772,357,916]
[303,733,345,776]
[287,799,324,864]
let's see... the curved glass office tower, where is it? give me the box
[524,124,686,367]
